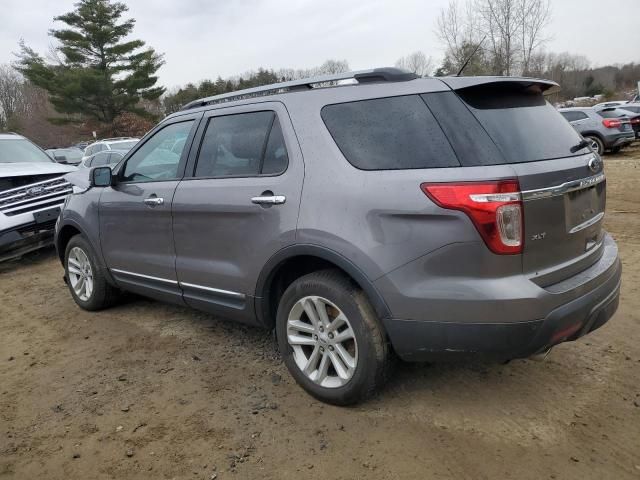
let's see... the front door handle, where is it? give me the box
[251,195,286,205]
[143,196,164,206]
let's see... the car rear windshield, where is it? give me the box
[0,139,53,164]
[455,84,583,163]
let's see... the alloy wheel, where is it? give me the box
[286,295,358,388]
[67,246,94,301]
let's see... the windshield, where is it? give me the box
[0,139,54,164]
[108,140,138,151]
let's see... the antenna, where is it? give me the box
[456,36,487,77]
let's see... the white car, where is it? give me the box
[0,133,76,261]
[81,137,139,164]
[593,101,629,110]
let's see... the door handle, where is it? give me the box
[143,196,164,206]
[251,195,286,205]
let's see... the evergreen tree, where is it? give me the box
[16,0,164,124]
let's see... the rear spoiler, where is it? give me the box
[438,76,561,96]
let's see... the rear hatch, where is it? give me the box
[597,108,635,135]
[436,78,606,283]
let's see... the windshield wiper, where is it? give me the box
[570,139,591,154]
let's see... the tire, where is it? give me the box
[585,135,604,155]
[610,146,621,154]
[64,235,119,311]
[276,269,391,405]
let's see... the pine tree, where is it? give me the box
[16,0,164,125]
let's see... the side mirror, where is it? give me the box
[91,166,113,187]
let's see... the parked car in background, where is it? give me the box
[599,107,640,140]
[79,150,126,169]
[46,147,84,165]
[593,101,629,110]
[56,69,621,405]
[0,133,75,261]
[614,103,640,139]
[81,138,139,164]
[559,107,635,154]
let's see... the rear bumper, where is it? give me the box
[606,134,635,148]
[380,236,622,361]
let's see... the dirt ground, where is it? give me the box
[1,146,640,480]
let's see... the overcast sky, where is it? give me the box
[1,0,639,88]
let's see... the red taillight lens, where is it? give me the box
[630,118,640,125]
[421,180,523,255]
[602,118,622,128]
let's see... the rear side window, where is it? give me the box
[195,111,288,177]
[321,95,459,170]
[561,111,588,122]
[456,84,583,162]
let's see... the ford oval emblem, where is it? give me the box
[26,186,45,196]
[588,157,602,173]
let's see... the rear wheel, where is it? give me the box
[585,135,604,155]
[276,270,391,405]
[65,235,119,311]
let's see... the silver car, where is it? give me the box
[55,68,621,405]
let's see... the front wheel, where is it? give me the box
[276,270,391,405]
[65,235,119,311]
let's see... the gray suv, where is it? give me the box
[55,69,621,405]
[559,107,635,154]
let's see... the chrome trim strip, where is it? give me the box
[179,282,246,299]
[521,173,605,201]
[569,211,605,234]
[110,268,178,285]
[0,177,69,199]
[0,189,73,212]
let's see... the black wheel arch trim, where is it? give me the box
[56,219,117,287]
[581,131,605,144]
[254,244,392,327]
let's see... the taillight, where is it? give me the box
[421,180,523,255]
[602,118,622,128]
[630,118,640,125]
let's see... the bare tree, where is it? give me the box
[436,1,483,69]
[0,65,25,129]
[395,51,434,77]
[519,0,551,74]
[435,0,551,76]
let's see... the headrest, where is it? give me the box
[229,128,265,159]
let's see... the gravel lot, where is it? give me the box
[2,145,640,480]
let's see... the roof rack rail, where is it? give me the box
[179,67,419,111]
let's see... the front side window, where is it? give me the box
[194,111,288,178]
[122,121,193,182]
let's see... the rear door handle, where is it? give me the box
[251,195,286,205]
[143,197,164,206]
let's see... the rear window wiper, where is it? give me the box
[570,139,591,154]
